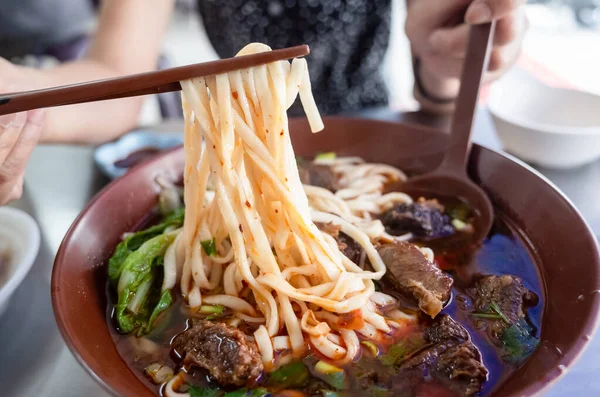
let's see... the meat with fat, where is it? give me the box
[470,274,538,337]
[380,201,454,238]
[377,241,453,317]
[298,162,340,192]
[316,222,363,264]
[401,315,488,396]
[172,320,263,386]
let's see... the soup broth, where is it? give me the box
[108,208,543,397]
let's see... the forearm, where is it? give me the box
[34,0,174,143]
[27,61,144,143]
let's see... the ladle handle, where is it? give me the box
[440,22,495,174]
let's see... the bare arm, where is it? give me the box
[7,0,175,143]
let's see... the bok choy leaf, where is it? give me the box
[108,208,184,283]
[115,232,176,334]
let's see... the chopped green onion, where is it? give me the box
[201,238,217,256]
[315,360,343,375]
[367,385,389,397]
[447,202,470,221]
[452,218,468,230]
[315,152,336,160]
[188,386,220,397]
[471,312,503,320]
[361,341,379,356]
[223,388,270,397]
[200,305,225,315]
[490,302,510,325]
[321,391,338,397]
[380,335,425,366]
[315,361,345,389]
[267,361,309,388]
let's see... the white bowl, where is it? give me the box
[0,207,40,316]
[488,67,600,169]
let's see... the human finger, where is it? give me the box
[0,112,28,166]
[465,0,525,24]
[0,110,45,184]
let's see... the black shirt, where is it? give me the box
[197,0,392,115]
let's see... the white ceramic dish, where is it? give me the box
[488,67,600,169]
[0,207,40,316]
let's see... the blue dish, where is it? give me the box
[94,130,183,179]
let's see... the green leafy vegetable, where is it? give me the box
[115,232,176,333]
[201,238,217,256]
[108,208,184,283]
[145,289,173,333]
[223,388,270,397]
[267,361,309,389]
[315,152,336,160]
[501,318,539,364]
[188,387,220,397]
[380,335,426,366]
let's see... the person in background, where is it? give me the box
[0,0,527,204]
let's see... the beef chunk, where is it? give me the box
[401,315,488,396]
[425,314,470,343]
[316,222,363,264]
[381,202,454,238]
[298,162,340,192]
[172,320,263,386]
[377,242,453,317]
[470,275,538,336]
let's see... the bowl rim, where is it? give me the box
[0,207,41,305]
[488,84,600,136]
[51,116,600,397]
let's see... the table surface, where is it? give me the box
[1,108,599,396]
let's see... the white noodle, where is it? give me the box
[170,43,427,375]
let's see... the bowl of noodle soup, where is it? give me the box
[52,45,600,397]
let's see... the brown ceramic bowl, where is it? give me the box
[52,117,600,397]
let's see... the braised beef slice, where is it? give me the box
[316,222,363,263]
[298,162,340,192]
[377,242,453,317]
[381,202,454,238]
[172,320,263,386]
[470,274,537,336]
[401,315,488,396]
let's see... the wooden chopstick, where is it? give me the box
[0,45,309,116]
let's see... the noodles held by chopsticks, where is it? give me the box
[172,43,411,368]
